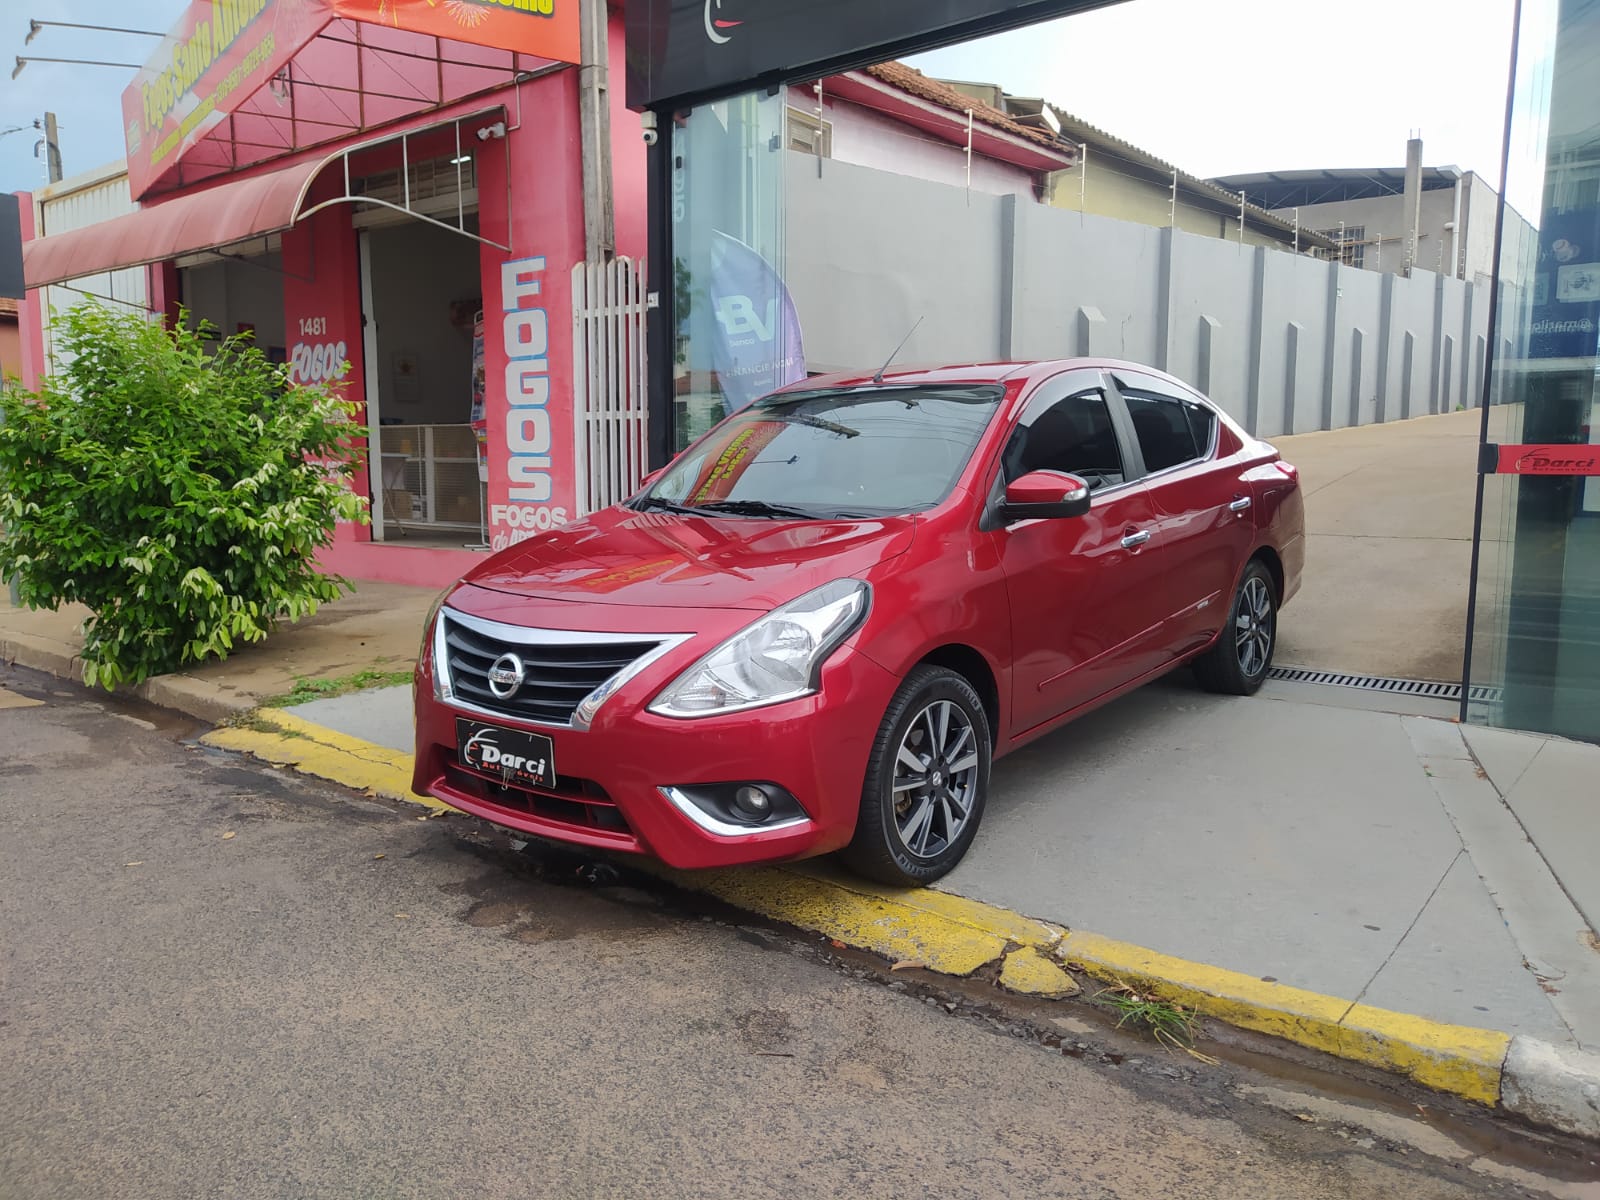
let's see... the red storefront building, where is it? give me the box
[21,0,645,587]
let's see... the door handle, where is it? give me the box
[1229,496,1252,513]
[1121,530,1151,549]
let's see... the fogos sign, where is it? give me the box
[493,255,569,547]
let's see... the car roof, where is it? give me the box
[783,359,1205,396]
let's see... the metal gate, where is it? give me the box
[572,258,649,517]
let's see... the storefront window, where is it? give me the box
[1468,0,1600,740]
[670,90,800,451]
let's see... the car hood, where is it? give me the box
[463,506,918,611]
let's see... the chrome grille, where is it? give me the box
[441,613,660,726]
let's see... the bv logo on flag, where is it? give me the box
[708,231,805,411]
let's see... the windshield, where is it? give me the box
[640,385,1004,519]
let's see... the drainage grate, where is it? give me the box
[1266,666,1503,705]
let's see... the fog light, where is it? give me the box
[659,783,808,835]
[733,786,772,820]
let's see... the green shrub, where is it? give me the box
[0,304,368,688]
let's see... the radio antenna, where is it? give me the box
[873,316,924,384]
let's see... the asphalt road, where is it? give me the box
[0,668,1592,1200]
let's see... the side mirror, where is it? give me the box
[638,467,666,490]
[999,470,1092,523]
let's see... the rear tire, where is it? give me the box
[1194,559,1277,696]
[843,665,992,886]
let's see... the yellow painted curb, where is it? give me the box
[202,711,450,813]
[197,713,1512,1104]
[649,862,1062,977]
[1059,930,1509,1105]
[999,946,1081,999]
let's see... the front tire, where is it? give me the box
[843,665,992,886]
[1194,558,1277,696]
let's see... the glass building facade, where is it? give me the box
[653,0,1600,743]
[669,91,793,453]
[1468,0,1600,741]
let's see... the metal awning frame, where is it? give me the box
[294,105,513,253]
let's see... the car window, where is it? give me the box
[1184,399,1218,456]
[646,384,1004,517]
[1123,392,1209,473]
[1001,389,1125,492]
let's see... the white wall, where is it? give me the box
[35,162,149,371]
[789,158,1500,436]
[819,96,1039,199]
[1284,190,1455,276]
[1277,177,1536,287]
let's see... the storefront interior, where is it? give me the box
[173,155,490,548]
[178,239,287,363]
[357,166,485,545]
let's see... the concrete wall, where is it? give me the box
[787,159,1006,372]
[1046,163,1293,251]
[788,157,1495,435]
[1274,175,1535,287]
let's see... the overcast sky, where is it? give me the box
[1,0,180,193]
[2,0,1517,196]
[908,0,1519,181]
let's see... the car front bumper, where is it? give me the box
[411,600,899,869]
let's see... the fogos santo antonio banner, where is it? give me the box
[123,0,578,196]
[139,0,270,142]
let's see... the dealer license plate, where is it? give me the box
[456,718,557,791]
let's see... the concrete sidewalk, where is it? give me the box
[0,582,438,721]
[952,678,1600,1053]
[285,676,1600,1058]
[1272,409,1480,682]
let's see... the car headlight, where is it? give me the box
[419,586,454,701]
[647,579,870,718]
[420,586,451,660]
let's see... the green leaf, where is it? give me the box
[0,301,366,686]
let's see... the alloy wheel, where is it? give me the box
[1236,575,1274,678]
[891,700,981,859]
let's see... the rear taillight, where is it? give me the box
[1277,461,1299,481]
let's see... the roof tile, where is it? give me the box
[861,62,1063,150]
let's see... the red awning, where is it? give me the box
[22,157,325,289]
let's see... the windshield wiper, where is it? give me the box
[631,495,701,516]
[779,412,859,438]
[693,499,819,520]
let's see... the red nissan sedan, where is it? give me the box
[413,360,1304,884]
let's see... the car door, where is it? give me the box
[1109,372,1257,659]
[993,372,1172,735]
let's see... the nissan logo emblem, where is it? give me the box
[487,653,526,700]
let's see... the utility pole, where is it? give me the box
[1401,134,1423,277]
[576,0,614,263]
[38,112,62,183]
[1238,191,1246,243]
[1169,168,1177,227]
